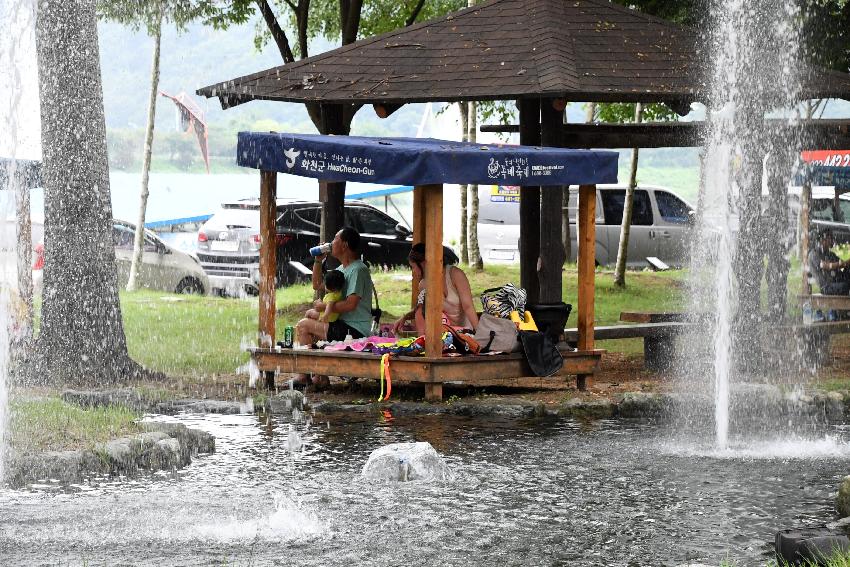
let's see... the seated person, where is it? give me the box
[809,229,850,295]
[295,227,374,346]
[392,243,479,334]
[303,269,345,329]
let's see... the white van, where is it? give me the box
[477,185,694,267]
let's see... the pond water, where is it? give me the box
[0,411,848,566]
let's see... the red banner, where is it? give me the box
[801,150,850,168]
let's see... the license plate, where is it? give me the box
[489,250,515,260]
[210,241,239,252]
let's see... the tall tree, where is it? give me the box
[97,0,221,292]
[221,0,465,133]
[467,99,483,270]
[31,0,149,385]
[613,103,644,288]
[458,102,469,264]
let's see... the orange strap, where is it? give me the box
[383,355,392,401]
[378,353,386,401]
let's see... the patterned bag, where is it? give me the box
[480,284,527,319]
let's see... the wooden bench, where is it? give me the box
[784,320,850,366]
[799,294,850,311]
[563,322,691,372]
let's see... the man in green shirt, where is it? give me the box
[294,227,374,387]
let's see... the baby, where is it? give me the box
[305,269,346,327]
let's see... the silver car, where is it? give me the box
[477,184,694,267]
[111,220,209,294]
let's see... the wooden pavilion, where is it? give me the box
[239,132,618,400]
[198,0,850,392]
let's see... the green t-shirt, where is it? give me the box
[336,259,373,337]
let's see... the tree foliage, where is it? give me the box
[595,102,677,123]
[610,0,706,27]
[96,0,226,33]
[799,0,850,73]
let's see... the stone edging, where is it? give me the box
[4,422,215,489]
[310,390,850,420]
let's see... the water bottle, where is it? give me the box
[802,301,813,325]
[344,333,353,345]
[309,242,332,257]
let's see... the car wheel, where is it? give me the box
[175,277,204,295]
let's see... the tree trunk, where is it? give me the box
[15,165,33,343]
[459,102,469,264]
[127,5,162,292]
[614,103,643,288]
[30,0,148,386]
[468,100,483,270]
[585,102,596,123]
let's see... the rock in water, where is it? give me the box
[361,442,451,482]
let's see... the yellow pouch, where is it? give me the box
[509,310,538,331]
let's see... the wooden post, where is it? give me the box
[576,184,597,391]
[518,98,541,304]
[422,184,443,401]
[539,98,565,303]
[320,104,346,270]
[412,186,427,308]
[801,179,812,296]
[259,170,277,389]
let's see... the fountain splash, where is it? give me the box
[684,0,805,450]
[0,0,39,482]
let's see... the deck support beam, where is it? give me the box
[576,184,597,391]
[539,98,565,303]
[412,186,427,308]
[259,169,277,389]
[518,98,541,305]
[422,184,444,358]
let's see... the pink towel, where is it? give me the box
[323,336,388,352]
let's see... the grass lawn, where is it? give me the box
[9,398,142,453]
[120,265,688,376]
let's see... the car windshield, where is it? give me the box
[477,186,520,224]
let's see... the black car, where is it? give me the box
[196,199,413,295]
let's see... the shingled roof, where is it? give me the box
[197,0,850,109]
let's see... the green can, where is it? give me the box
[283,326,294,348]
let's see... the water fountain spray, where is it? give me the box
[688,0,804,450]
[0,0,38,481]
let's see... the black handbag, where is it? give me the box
[371,285,382,327]
[518,330,563,377]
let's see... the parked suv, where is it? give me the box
[477,184,695,267]
[196,199,412,295]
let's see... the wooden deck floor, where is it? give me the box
[250,347,603,399]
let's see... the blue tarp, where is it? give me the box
[347,185,413,199]
[237,133,619,186]
[805,166,850,189]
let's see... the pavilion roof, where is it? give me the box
[198,0,850,110]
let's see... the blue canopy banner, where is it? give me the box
[237,133,619,187]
